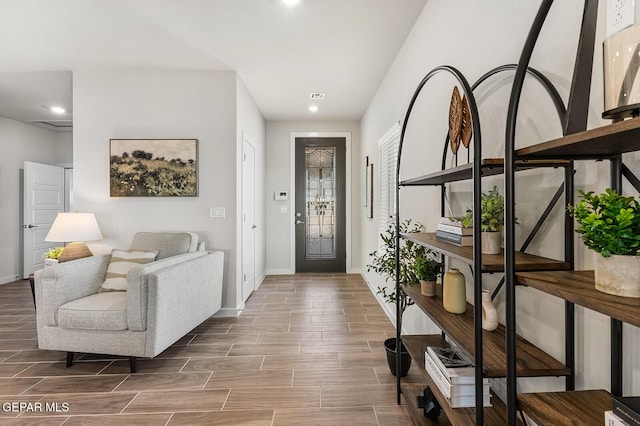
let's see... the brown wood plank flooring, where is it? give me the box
[0,274,413,425]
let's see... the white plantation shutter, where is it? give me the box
[377,122,401,250]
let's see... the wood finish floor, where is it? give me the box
[0,274,419,425]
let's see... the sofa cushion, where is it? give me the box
[58,292,128,331]
[101,250,158,292]
[130,232,198,259]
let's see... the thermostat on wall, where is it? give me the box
[274,191,288,201]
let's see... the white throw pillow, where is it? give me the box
[100,249,158,292]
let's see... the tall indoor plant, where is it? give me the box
[569,188,640,297]
[367,219,426,311]
[367,219,425,376]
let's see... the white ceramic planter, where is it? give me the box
[594,253,640,297]
[481,231,501,255]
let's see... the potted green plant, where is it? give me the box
[414,253,441,296]
[569,188,640,297]
[43,246,64,267]
[367,218,426,376]
[462,185,506,254]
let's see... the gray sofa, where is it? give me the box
[34,232,223,372]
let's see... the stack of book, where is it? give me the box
[424,345,491,408]
[436,217,473,246]
[606,396,640,425]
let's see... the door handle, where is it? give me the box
[296,220,305,225]
[23,224,38,229]
[252,224,257,229]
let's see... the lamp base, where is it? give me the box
[58,242,93,263]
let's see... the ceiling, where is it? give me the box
[0,0,427,127]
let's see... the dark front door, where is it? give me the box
[294,137,346,273]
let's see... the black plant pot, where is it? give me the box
[384,337,411,377]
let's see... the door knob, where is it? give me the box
[296,220,305,225]
[23,224,38,229]
[252,224,257,229]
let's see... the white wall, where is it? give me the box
[265,120,361,274]
[236,76,267,300]
[361,0,640,396]
[0,117,71,283]
[55,131,73,163]
[73,69,244,312]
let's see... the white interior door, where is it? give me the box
[242,139,256,302]
[23,161,64,278]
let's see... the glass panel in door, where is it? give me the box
[295,138,345,272]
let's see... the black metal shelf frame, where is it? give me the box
[504,1,600,425]
[393,58,578,422]
[395,63,578,424]
[394,65,485,424]
[395,1,640,424]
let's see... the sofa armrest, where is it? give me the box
[35,255,111,326]
[145,251,224,356]
[127,251,208,331]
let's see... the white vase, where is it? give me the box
[481,231,501,255]
[594,253,640,297]
[481,290,498,331]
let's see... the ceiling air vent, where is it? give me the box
[310,93,325,100]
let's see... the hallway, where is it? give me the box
[0,274,417,425]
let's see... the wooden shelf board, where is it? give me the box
[401,233,571,272]
[401,288,570,378]
[402,335,518,425]
[400,159,570,186]
[516,270,640,328]
[518,390,611,426]
[516,117,640,159]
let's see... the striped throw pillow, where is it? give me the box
[100,249,158,292]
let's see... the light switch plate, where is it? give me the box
[209,207,226,218]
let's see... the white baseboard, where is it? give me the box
[214,308,243,318]
[266,269,362,275]
[265,269,294,276]
[362,274,397,328]
[256,272,266,289]
[0,275,21,285]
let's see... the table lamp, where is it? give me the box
[45,212,103,262]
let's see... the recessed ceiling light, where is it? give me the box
[309,105,319,113]
[282,0,300,6]
[50,106,66,114]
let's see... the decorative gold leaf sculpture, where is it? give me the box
[460,95,472,148]
[448,86,462,154]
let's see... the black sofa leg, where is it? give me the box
[66,352,74,368]
[129,357,137,373]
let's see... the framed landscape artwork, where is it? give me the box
[110,139,198,197]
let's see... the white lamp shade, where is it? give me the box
[45,212,103,243]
